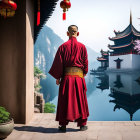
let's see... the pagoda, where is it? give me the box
[97,49,109,70]
[108,12,140,70]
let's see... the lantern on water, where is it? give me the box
[60,0,71,20]
[0,0,17,18]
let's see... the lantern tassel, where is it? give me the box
[37,0,40,26]
[63,12,66,20]
[37,11,40,26]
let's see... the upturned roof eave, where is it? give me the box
[97,57,108,61]
[109,25,140,41]
[108,41,134,50]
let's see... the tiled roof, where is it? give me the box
[97,57,107,61]
[109,25,140,41]
[108,41,134,50]
[34,0,59,42]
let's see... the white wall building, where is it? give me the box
[109,54,140,70]
[107,13,140,71]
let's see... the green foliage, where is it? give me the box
[35,84,42,89]
[44,102,56,113]
[0,106,10,123]
[34,66,43,77]
[34,66,46,79]
[35,84,42,92]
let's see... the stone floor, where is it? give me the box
[6,113,140,140]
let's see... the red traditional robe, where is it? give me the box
[49,37,89,122]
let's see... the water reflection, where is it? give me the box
[47,71,140,121]
[96,74,109,91]
[86,74,100,97]
[107,72,140,121]
[109,88,140,121]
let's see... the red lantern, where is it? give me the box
[0,0,17,18]
[60,0,71,20]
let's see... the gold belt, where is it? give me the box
[64,67,83,78]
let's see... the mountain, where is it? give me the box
[34,25,100,102]
[86,47,100,70]
[34,25,63,102]
[34,25,64,73]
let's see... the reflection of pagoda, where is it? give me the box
[97,49,109,70]
[108,72,140,120]
[109,88,140,121]
[108,12,140,70]
[96,74,109,91]
[113,75,124,89]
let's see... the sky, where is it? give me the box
[46,0,140,53]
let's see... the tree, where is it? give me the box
[34,66,46,92]
[44,102,56,113]
[134,40,140,54]
[34,66,46,78]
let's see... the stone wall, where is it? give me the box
[0,0,34,124]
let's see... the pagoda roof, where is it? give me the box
[102,53,109,56]
[109,13,140,41]
[34,0,58,42]
[109,25,140,41]
[97,57,107,61]
[108,41,134,50]
[100,49,109,56]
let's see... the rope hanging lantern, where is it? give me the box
[0,0,17,18]
[60,0,71,20]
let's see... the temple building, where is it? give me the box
[108,13,140,70]
[97,49,109,70]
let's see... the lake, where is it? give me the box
[45,71,140,121]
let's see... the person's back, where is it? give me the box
[49,25,89,132]
[58,37,88,73]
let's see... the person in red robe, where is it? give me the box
[49,25,89,132]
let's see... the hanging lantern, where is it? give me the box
[37,0,40,26]
[0,0,17,18]
[60,0,71,20]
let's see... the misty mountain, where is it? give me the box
[34,25,63,102]
[34,25,100,102]
[86,47,100,70]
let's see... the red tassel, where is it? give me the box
[63,12,66,20]
[37,11,40,26]
[37,0,40,26]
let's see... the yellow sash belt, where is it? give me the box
[64,67,83,78]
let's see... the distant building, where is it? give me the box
[97,49,109,70]
[108,13,140,71]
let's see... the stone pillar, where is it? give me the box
[0,0,34,124]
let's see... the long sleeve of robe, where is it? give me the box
[48,46,64,79]
[48,37,89,122]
